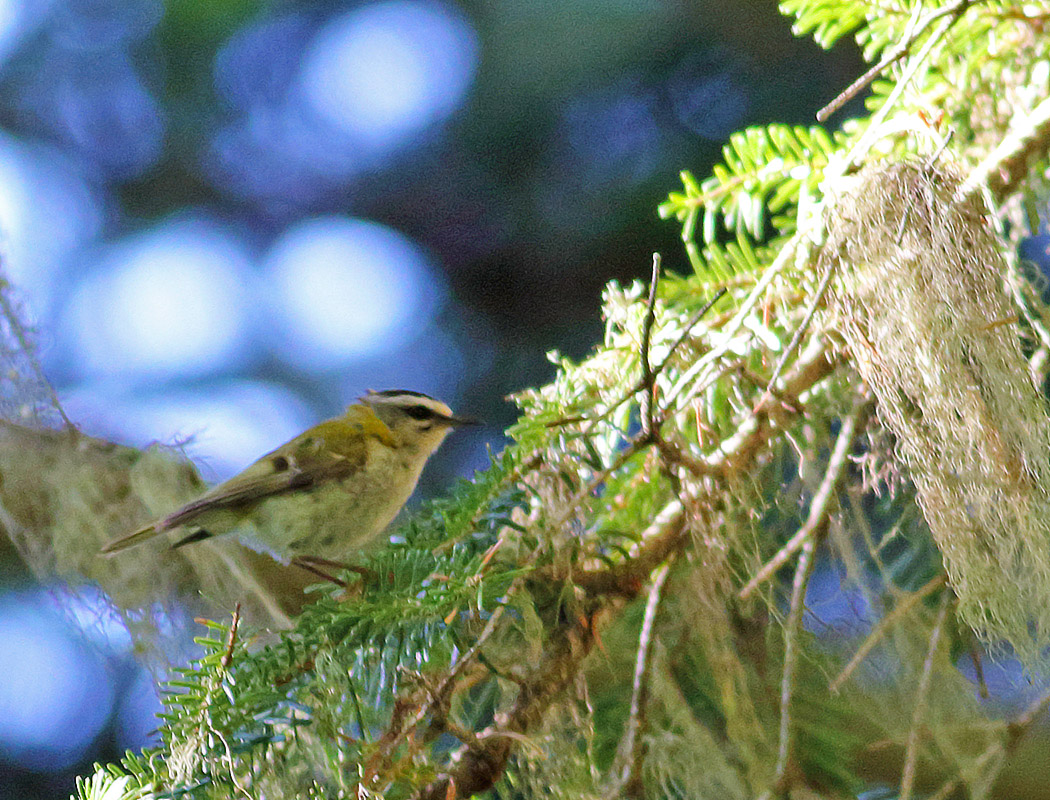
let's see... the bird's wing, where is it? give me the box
[153,464,314,529]
[156,416,381,530]
[101,460,315,555]
[102,407,390,553]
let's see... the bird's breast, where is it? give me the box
[245,442,428,562]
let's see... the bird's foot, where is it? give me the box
[291,555,375,588]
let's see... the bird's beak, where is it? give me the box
[446,413,480,427]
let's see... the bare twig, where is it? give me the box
[367,602,513,787]
[540,267,723,522]
[640,254,661,436]
[641,263,731,471]
[544,284,723,432]
[573,350,838,591]
[757,255,838,413]
[1011,689,1050,736]
[653,288,727,379]
[816,0,975,122]
[430,602,507,698]
[546,431,653,533]
[844,9,960,169]
[194,604,246,798]
[771,529,818,795]
[958,93,1050,203]
[829,574,947,693]
[546,290,779,532]
[636,258,701,477]
[415,508,687,800]
[664,232,803,412]
[558,501,685,603]
[609,561,672,798]
[221,603,241,668]
[925,679,1050,800]
[925,777,960,800]
[701,339,838,477]
[739,399,868,600]
[968,642,989,700]
[899,592,952,800]
[414,603,597,800]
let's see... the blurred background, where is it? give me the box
[0,0,865,796]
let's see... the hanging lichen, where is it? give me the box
[827,160,1050,662]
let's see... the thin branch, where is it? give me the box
[844,9,960,169]
[829,574,947,694]
[414,601,597,800]
[221,604,241,668]
[654,288,727,378]
[367,601,513,785]
[541,275,723,527]
[647,288,730,475]
[968,642,989,700]
[925,777,960,800]
[571,346,839,599]
[700,339,838,476]
[194,605,247,799]
[816,0,976,122]
[772,528,818,794]
[757,255,838,413]
[1010,689,1050,736]
[958,93,1050,203]
[544,285,724,432]
[560,501,685,601]
[640,254,661,437]
[739,399,869,600]
[415,508,687,800]
[609,560,672,798]
[545,294,764,533]
[925,680,1050,800]
[816,2,924,122]
[899,592,952,800]
[545,430,653,533]
[664,232,803,412]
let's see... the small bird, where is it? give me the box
[101,390,476,575]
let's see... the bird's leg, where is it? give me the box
[291,555,375,586]
[299,555,373,576]
[291,556,348,588]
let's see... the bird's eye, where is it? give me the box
[405,405,434,421]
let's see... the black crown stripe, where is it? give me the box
[371,389,437,400]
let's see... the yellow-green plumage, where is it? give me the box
[101,391,474,564]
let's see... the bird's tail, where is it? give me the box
[101,524,160,555]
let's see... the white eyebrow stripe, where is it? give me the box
[365,392,454,418]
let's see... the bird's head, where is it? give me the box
[360,390,477,455]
